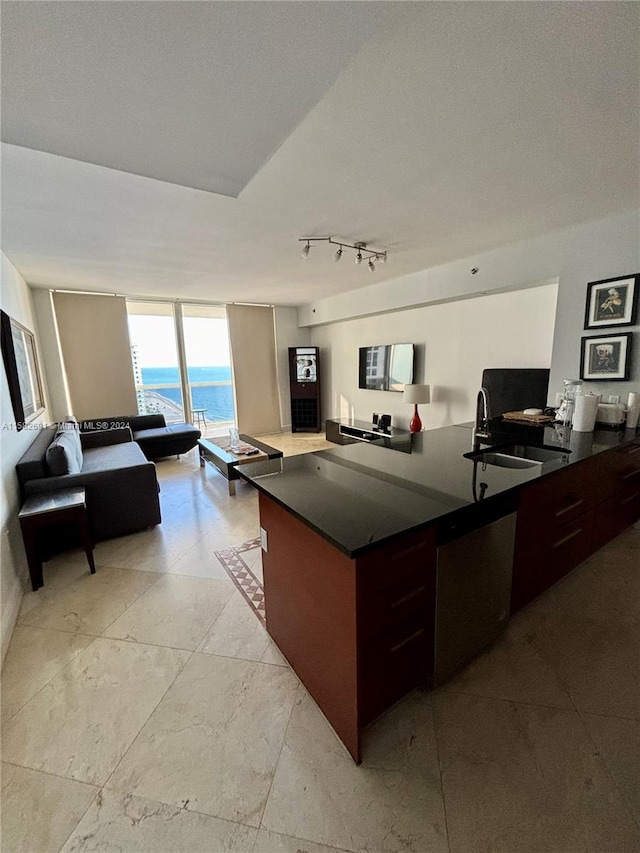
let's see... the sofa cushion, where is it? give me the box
[59,418,83,470]
[131,426,173,442]
[81,442,148,473]
[46,429,82,475]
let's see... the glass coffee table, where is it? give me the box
[198,434,283,495]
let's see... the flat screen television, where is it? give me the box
[358,343,414,391]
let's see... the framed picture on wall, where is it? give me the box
[296,352,317,382]
[580,332,632,381]
[584,274,638,329]
[1,310,45,429]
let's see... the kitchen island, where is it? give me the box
[239,422,640,762]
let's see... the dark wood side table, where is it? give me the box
[19,487,96,591]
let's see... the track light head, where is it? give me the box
[298,237,387,270]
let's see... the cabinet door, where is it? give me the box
[356,526,436,724]
[359,612,432,726]
[512,511,595,613]
[592,438,640,549]
[516,455,611,545]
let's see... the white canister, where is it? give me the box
[572,394,599,432]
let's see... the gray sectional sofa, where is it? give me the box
[16,420,162,542]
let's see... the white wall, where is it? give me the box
[301,210,640,412]
[0,254,51,664]
[311,284,558,430]
[273,306,311,430]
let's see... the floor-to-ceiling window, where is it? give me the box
[182,304,235,433]
[126,301,185,423]
[126,300,235,433]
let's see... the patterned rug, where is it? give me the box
[214,537,265,624]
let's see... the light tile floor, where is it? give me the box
[1,445,639,852]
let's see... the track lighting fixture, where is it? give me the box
[298,237,387,271]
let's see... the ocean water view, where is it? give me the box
[140,366,235,423]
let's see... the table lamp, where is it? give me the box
[403,384,431,433]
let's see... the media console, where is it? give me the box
[325,417,412,452]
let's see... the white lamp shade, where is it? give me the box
[403,384,431,404]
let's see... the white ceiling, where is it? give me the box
[2,1,389,197]
[2,2,639,307]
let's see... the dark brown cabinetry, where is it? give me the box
[288,346,321,432]
[511,435,640,613]
[259,492,435,763]
[590,437,640,550]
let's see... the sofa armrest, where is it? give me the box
[80,427,133,449]
[23,464,147,496]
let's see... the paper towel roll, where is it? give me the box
[572,394,599,432]
[628,391,638,409]
[627,405,640,430]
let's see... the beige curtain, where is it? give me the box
[227,304,280,436]
[53,293,137,419]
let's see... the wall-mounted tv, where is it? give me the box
[358,343,414,391]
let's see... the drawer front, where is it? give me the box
[516,456,613,546]
[359,614,432,726]
[359,563,435,640]
[511,511,595,613]
[357,526,437,594]
[612,440,640,483]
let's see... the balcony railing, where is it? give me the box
[135,380,235,428]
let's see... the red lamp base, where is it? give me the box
[409,404,422,433]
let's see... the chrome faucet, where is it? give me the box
[472,387,491,449]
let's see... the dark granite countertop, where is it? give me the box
[239,421,637,558]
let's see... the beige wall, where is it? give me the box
[53,292,137,419]
[1,254,51,664]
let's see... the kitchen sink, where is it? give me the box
[465,444,571,469]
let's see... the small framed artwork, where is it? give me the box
[580,332,632,381]
[296,352,317,382]
[584,273,638,329]
[1,310,45,429]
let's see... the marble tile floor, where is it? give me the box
[1,448,639,852]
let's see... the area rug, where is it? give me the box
[214,537,265,624]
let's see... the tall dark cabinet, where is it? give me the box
[288,346,321,432]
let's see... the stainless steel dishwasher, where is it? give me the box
[433,500,517,686]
